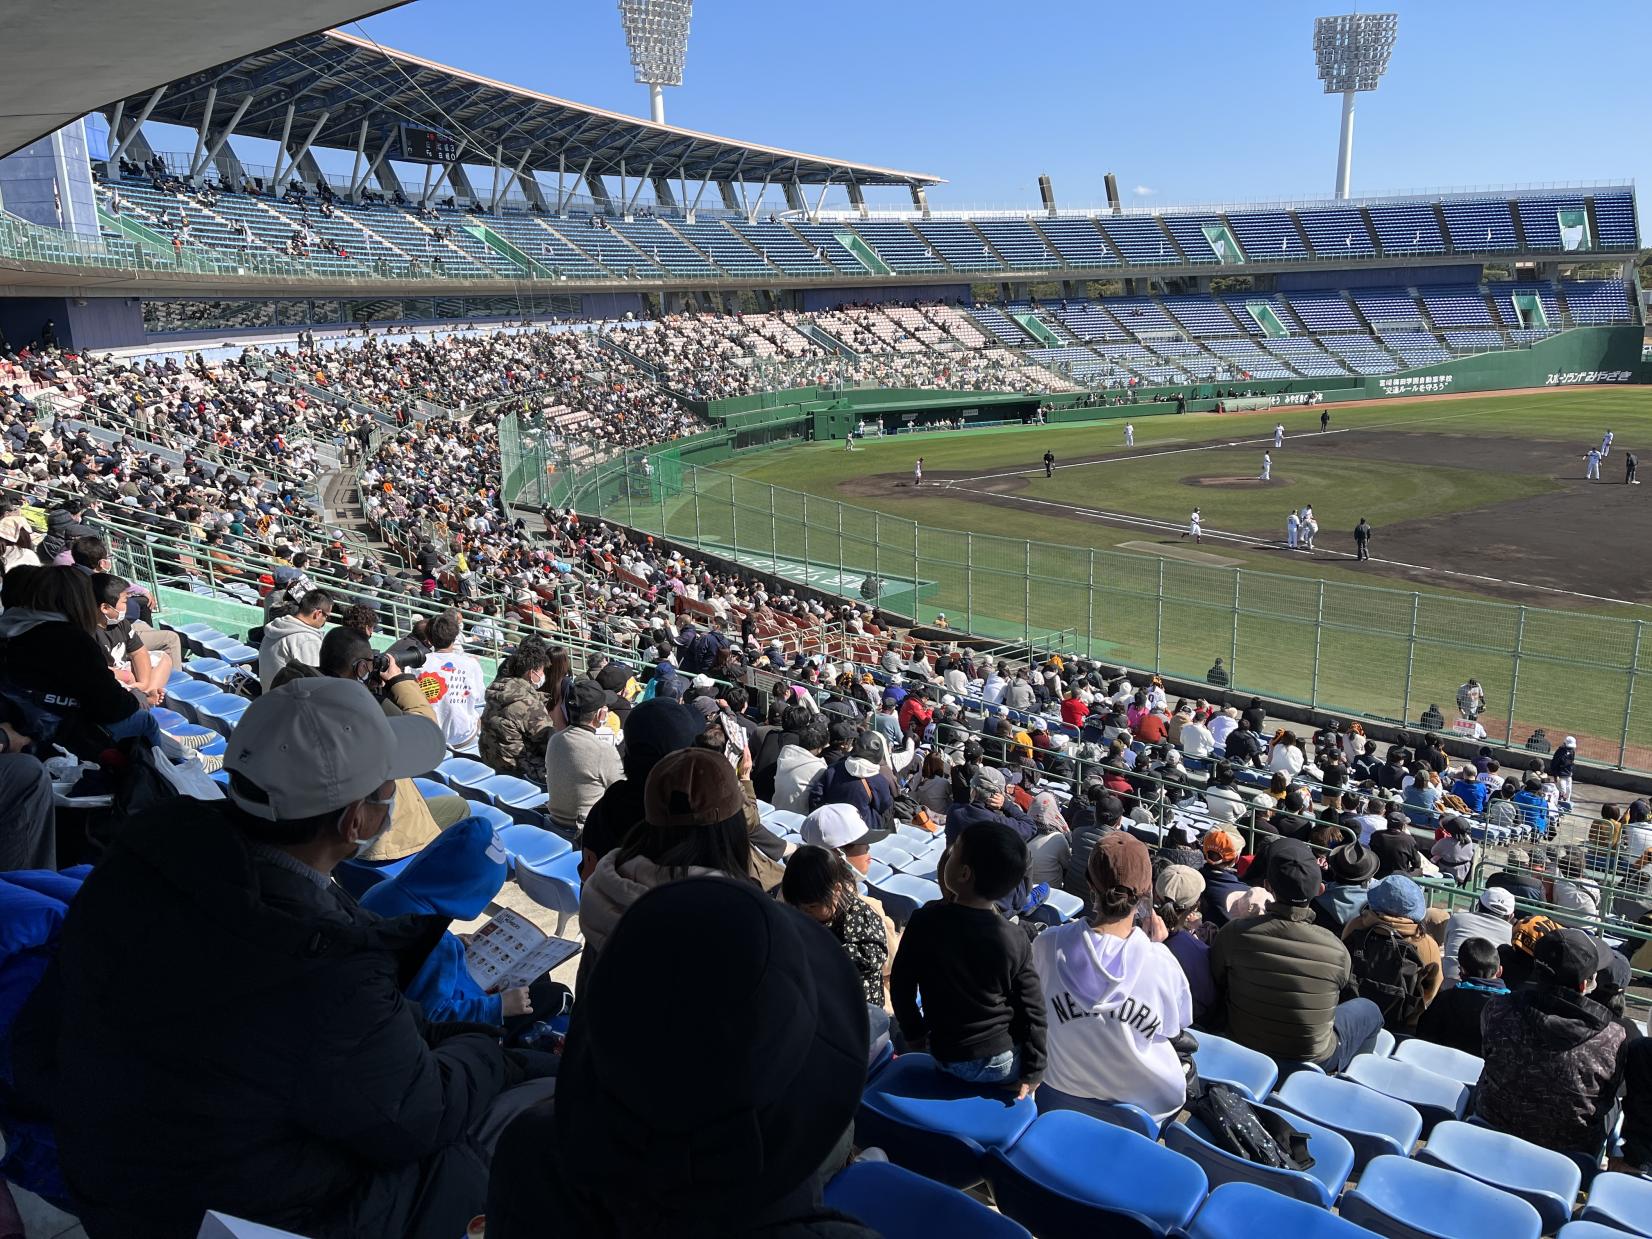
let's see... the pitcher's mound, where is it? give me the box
[1184,474,1288,489]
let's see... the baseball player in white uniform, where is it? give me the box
[1286,509,1300,549]
[1298,504,1316,550]
[1585,448,1602,481]
[1260,451,1272,481]
[1274,423,1285,448]
[914,457,924,487]
[1182,508,1202,544]
[1124,423,1135,447]
[1602,429,1614,458]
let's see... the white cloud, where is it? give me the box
[1133,184,1155,197]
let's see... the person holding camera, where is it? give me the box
[273,626,469,863]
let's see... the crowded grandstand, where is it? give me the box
[0,3,1649,1238]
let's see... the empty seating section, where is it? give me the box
[1225,295,1305,334]
[488,217,604,279]
[607,217,719,277]
[1515,194,1590,251]
[1494,283,1563,328]
[1562,279,1633,324]
[1441,196,1518,250]
[1163,215,1230,263]
[1205,339,1294,379]
[730,222,834,275]
[1351,288,1423,327]
[972,219,1062,269]
[1286,291,1361,332]
[1295,207,1376,257]
[913,220,1000,272]
[967,305,1033,346]
[1366,201,1446,255]
[559,218,663,276]
[1421,286,1495,327]
[1264,338,1348,376]
[1227,210,1309,260]
[1379,330,1451,367]
[1443,330,1506,351]
[1033,217,1118,266]
[669,221,773,275]
[1052,301,1127,342]
[1098,215,1181,264]
[850,221,944,273]
[1321,334,1399,374]
[1162,297,1242,337]
[1107,297,1180,337]
[1591,189,1639,247]
[786,221,870,273]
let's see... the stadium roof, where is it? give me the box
[0,1,408,160]
[98,29,945,189]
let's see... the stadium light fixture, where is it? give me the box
[1314,12,1397,199]
[617,0,694,125]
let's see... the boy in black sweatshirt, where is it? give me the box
[890,820,1047,1096]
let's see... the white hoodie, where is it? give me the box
[1031,923,1192,1124]
[772,744,827,813]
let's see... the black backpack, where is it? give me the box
[1186,1079,1315,1172]
[1347,921,1427,1030]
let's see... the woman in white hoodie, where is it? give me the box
[1030,832,1194,1127]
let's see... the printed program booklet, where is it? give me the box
[464,908,581,992]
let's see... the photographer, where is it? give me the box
[273,626,468,862]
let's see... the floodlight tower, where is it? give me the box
[618,0,693,124]
[1314,12,1397,199]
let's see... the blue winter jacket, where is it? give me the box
[359,817,509,1024]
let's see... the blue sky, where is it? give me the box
[342,0,1650,218]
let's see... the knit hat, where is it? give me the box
[1201,829,1240,865]
[552,879,868,1229]
[1155,864,1206,911]
[1366,874,1427,922]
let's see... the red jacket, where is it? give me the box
[1059,697,1088,729]
[897,696,933,736]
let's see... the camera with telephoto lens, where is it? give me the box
[373,637,428,678]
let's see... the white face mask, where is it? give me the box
[348,791,396,855]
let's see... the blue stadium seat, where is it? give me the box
[764,808,806,836]
[1034,1089,1160,1139]
[1342,1054,1469,1133]
[435,756,496,794]
[412,777,450,801]
[463,801,514,831]
[1372,1028,1397,1057]
[1558,1224,1642,1239]
[194,692,249,737]
[1272,1070,1423,1172]
[1392,1040,1484,1086]
[860,860,895,889]
[1038,888,1085,922]
[854,1052,1036,1189]
[334,852,417,899]
[496,823,572,872]
[1578,1171,1652,1233]
[984,1109,1208,1237]
[476,774,549,826]
[1339,1155,1541,1239]
[1416,1121,1580,1233]
[824,1159,1030,1239]
[516,851,584,939]
[183,656,230,681]
[869,838,917,868]
[213,642,260,666]
[1192,1031,1279,1102]
[164,679,220,721]
[1164,1102,1354,1208]
[1186,1182,1384,1239]
[867,874,942,926]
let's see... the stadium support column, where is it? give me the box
[651,175,677,210]
[783,180,805,213]
[1334,88,1355,199]
[846,180,867,219]
[1503,607,1526,748]
[717,181,741,212]
[1620,621,1643,768]
[586,174,615,214]
[911,185,930,218]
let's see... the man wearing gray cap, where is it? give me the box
[23,680,557,1239]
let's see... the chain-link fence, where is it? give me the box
[503,430,1652,772]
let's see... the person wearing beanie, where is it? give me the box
[1474,927,1628,1158]
[1032,834,1195,1126]
[1155,864,1216,1022]
[1416,938,1509,1057]
[890,821,1047,1092]
[1340,874,1443,1032]
[1210,838,1383,1071]
[486,879,877,1238]
[1441,886,1516,987]
[1197,829,1248,928]
[578,748,756,993]
[1312,841,1379,934]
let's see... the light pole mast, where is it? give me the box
[1314,12,1397,200]
[617,0,693,125]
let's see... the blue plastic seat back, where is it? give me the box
[823,1159,1031,1239]
[1340,1155,1541,1239]
[436,756,496,791]
[332,852,416,899]
[1188,1182,1385,1239]
[985,1109,1207,1237]
[1164,1101,1354,1208]
[1415,1120,1580,1233]
[1272,1071,1423,1172]
[1578,1171,1652,1233]
[1558,1222,1644,1239]
[412,777,451,801]
[1393,1038,1484,1085]
[1342,1054,1469,1132]
[496,823,572,870]
[1192,1031,1279,1101]
[855,1052,1037,1189]
[462,801,514,830]
[1035,1087,1159,1139]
